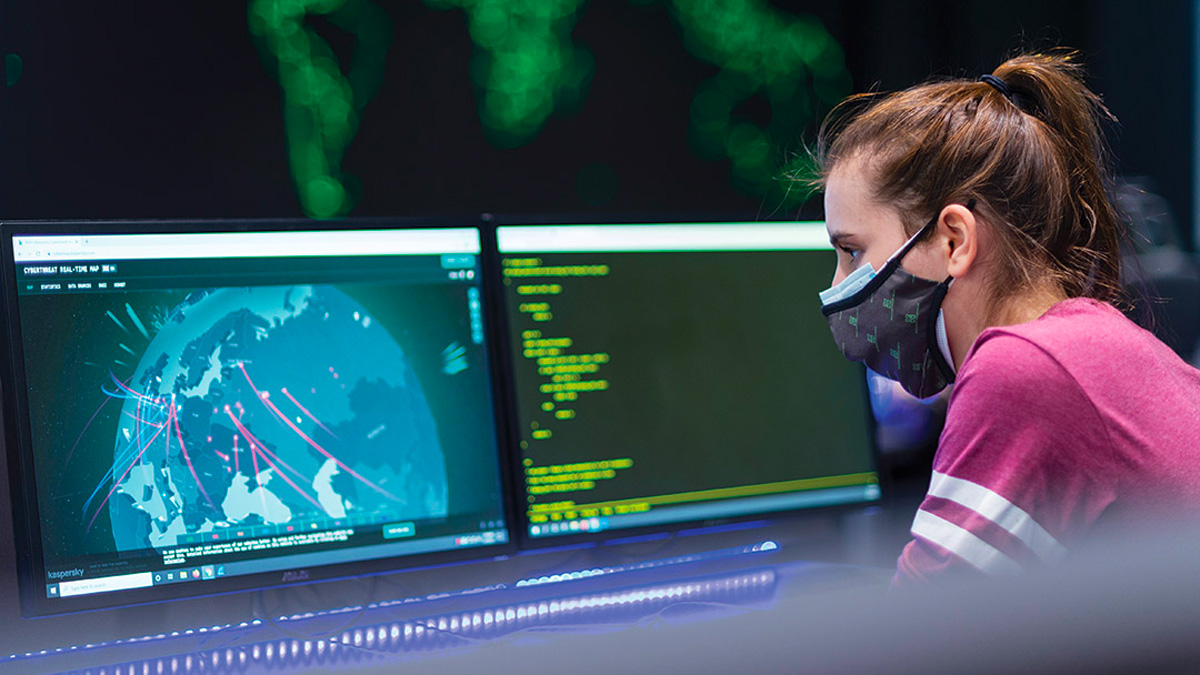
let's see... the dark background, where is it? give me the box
[0,1,1193,251]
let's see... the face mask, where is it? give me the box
[818,217,957,399]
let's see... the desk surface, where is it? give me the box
[11,558,892,675]
[2,512,898,675]
[12,520,1200,675]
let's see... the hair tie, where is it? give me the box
[979,74,1013,100]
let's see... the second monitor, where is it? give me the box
[496,222,878,540]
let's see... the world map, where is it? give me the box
[101,285,448,552]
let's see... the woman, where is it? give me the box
[813,51,1200,584]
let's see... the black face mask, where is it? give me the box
[818,209,964,399]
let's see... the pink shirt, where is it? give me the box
[895,297,1200,584]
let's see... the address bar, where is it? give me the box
[13,229,482,262]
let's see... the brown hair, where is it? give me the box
[814,50,1125,309]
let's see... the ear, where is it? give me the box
[939,202,978,278]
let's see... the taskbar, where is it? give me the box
[46,528,509,600]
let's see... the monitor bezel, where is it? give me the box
[483,213,882,550]
[0,217,519,618]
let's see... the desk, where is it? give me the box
[1,513,897,675]
[12,518,1200,674]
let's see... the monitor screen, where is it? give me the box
[0,223,510,615]
[496,222,878,540]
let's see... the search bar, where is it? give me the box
[57,572,154,598]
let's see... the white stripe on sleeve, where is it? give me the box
[910,510,1024,575]
[927,471,1067,563]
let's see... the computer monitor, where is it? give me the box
[495,221,878,541]
[0,221,511,616]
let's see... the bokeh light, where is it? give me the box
[4,54,22,88]
[424,0,593,148]
[668,0,851,207]
[248,1,847,216]
[248,0,392,219]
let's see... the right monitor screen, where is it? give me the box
[497,223,879,539]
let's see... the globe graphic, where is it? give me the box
[106,285,448,552]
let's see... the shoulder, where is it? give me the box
[949,296,1200,446]
[950,297,1147,420]
[968,297,1169,376]
[949,319,1094,428]
[936,302,1117,486]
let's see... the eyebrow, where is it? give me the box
[827,230,854,247]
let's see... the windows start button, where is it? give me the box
[382,522,416,540]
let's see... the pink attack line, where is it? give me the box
[237,363,400,502]
[65,373,136,469]
[85,416,168,532]
[281,387,338,438]
[245,441,325,512]
[249,435,267,514]
[109,375,156,403]
[224,408,309,484]
[171,397,216,510]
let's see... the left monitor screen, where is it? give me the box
[2,225,509,615]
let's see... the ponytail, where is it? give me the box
[814,49,1126,308]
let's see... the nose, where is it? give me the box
[831,267,847,287]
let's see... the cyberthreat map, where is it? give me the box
[89,285,448,552]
